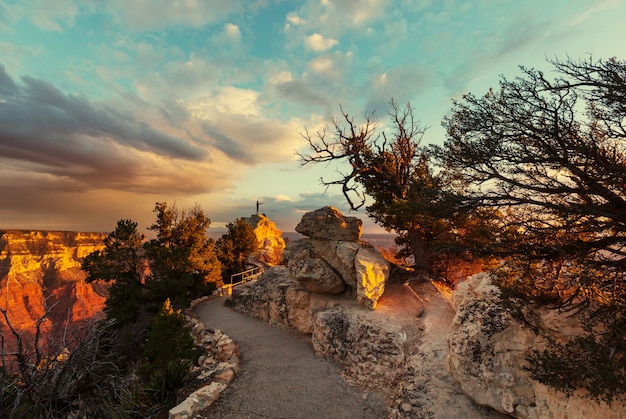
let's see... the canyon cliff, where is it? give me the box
[0,230,108,356]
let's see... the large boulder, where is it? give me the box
[290,258,346,294]
[283,239,346,294]
[311,307,407,390]
[354,245,388,309]
[295,206,362,241]
[311,239,360,286]
[447,273,626,418]
[286,207,388,309]
[282,236,388,308]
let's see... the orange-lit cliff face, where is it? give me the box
[0,230,109,350]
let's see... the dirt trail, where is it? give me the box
[194,297,387,419]
[389,280,508,418]
[195,280,507,418]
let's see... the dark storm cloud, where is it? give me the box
[10,74,205,160]
[0,65,219,197]
[201,122,255,164]
[0,65,17,95]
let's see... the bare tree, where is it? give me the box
[299,100,495,274]
[1,298,122,418]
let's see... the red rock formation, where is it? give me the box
[0,230,108,362]
[242,214,286,265]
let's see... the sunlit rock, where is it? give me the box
[242,213,285,265]
[354,245,388,309]
[0,230,107,347]
[295,206,362,241]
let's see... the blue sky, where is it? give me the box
[1,0,625,234]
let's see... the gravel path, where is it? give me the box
[194,296,388,419]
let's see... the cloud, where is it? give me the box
[26,0,80,31]
[99,0,250,32]
[187,86,305,164]
[0,65,233,197]
[568,0,619,26]
[272,79,331,109]
[284,12,305,30]
[223,23,242,45]
[305,33,338,52]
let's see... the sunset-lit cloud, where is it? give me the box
[1,0,625,233]
[304,33,338,52]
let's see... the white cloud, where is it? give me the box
[27,0,79,31]
[185,87,306,163]
[270,70,293,84]
[101,0,247,31]
[275,194,295,202]
[222,23,242,45]
[285,12,305,30]
[307,51,352,80]
[305,33,338,52]
[568,0,619,26]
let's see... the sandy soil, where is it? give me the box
[364,280,509,418]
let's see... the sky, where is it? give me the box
[1,0,625,235]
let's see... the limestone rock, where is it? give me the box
[169,382,227,419]
[282,238,316,266]
[295,206,362,241]
[311,239,360,287]
[242,213,286,265]
[291,258,346,294]
[354,245,388,309]
[227,266,316,333]
[287,208,388,309]
[283,239,346,294]
[447,273,626,418]
[311,307,406,389]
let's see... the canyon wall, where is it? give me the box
[0,230,108,351]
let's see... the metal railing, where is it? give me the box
[219,266,264,295]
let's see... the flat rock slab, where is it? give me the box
[194,296,386,419]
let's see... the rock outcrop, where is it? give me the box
[295,205,362,241]
[285,206,388,309]
[0,230,108,354]
[447,273,626,418]
[242,213,285,265]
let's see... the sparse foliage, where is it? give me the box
[436,57,626,294]
[299,100,496,276]
[436,56,626,400]
[1,301,123,418]
[216,218,259,282]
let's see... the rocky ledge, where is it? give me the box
[448,273,626,418]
